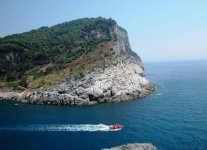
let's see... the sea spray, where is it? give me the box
[0,124,113,132]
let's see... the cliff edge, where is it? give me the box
[0,17,154,105]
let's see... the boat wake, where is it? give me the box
[0,124,117,132]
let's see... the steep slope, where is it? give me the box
[0,17,154,105]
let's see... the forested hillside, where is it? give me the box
[0,17,116,88]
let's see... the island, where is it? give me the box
[0,17,154,105]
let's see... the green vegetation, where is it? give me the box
[0,17,116,88]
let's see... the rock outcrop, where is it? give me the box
[102,143,157,150]
[0,18,154,105]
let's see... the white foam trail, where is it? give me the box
[0,124,112,132]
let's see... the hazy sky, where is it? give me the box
[0,0,207,62]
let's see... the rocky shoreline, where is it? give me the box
[102,143,157,150]
[0,61,155,106]
[0,58,155,106]
[0,84,154,106]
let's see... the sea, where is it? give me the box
[0,60,207,150]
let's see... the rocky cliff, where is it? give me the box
[0,17,154,105]
[102,143,157,150]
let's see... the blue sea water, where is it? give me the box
[0,60,207,150]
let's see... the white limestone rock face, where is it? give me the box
[102,143,157,150]
[85,59,151,102]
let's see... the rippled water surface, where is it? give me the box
[0,60,207,150]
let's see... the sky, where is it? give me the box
[0,0,207,62]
